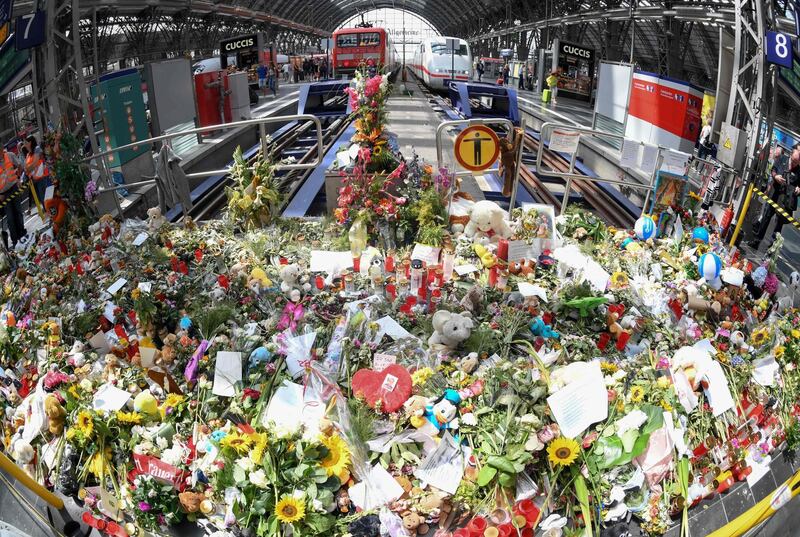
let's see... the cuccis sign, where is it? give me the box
[562,44,592,58]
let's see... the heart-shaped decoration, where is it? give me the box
[352,364,412,413]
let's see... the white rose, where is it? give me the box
[249,469,268,489]
[236,457,254,472]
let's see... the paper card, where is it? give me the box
[454,264,479,276]
[517,282,548,301]
[98,485,123,521]
[283,331,316,378]
[139,346,158,368]
[350,463,405,510]
[348,143,360,159]
[106,278,127,296]
[752,356,779,387]
[41,439,59,471]
[507,240,537,262]
[373,353,396,372]
[745,455,772,488]
[44,185,55,201]
[546,361,608,438]
[660,149,690,175]
[138,281,152,293]
[619,139,641,169]
[549,129,580,154]
[336,150,352,168]
[212,351,242,397]
[309,250,353,273]
[262,381,326,439]
[93,383,132,413]
[583,260,610,293]
[704,360,735,417]
[132,232,148,247]
[76,299,86,313]
[639,144,660,175]
[411,243,442,266]
[103,303,117,323]
[147,370,183,395]
[414,432,469,495]
[375,316,414,340]
[89,331,111,354]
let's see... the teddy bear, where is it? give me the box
[103,354,121,382]
[400,510,429,536]
[146,207,167,233]
[279,263,311,296]
[404,395,428,428]
[462,200,513,243]
[428,310,474,351]
[159,333,178,365]
[45,394,66,436]
[67,341,86,368]
[459,352,480,374]
[460,285,484,315]
[499,128,523,196]
[178,491,205,513]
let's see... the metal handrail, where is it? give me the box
[87,114,324,216]
[536,121,666,215]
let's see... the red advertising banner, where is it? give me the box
[628,72,702,143]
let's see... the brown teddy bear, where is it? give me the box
[499,128,524,196]
[401,511,429,535]
[178,491,205,513]
[44,394,66,436]
[159,333,178,365]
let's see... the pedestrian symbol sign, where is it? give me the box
[454,125,501,172]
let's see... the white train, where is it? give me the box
[410,37,473,90]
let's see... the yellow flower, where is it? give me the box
[775,346,786,358]
[629,386,645,403]
[411,367,434,386]
[616,399,625,413]
[220,431,253,454]
[66,428,77,441]
[88,447,112,478]
[76,410,94,437]
[660,400,673,411]
[656,376,671,390]
[610,271,629,289]
[600,361,619,374]
[68,385,81,399]
[116,411,142,425]
[249,432,269,465]
[275,495,306,524]
[547,437,580,467]
[751,328,769,347]
[164,393,185,409]
[792,329,800,339]
[131,288,141,300]
[319,434,351,482]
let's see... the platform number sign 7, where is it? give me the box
[15,10,45,50]
[765,31,793,69]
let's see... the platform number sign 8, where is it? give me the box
[766,31,794,69]
[15,10,45,50]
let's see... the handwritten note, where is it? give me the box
[93,383,132,413]
[309,250,353,273]
[454,264,479,276]
[106,278,127,296]
[411,243,441,266]
[212,351,242,397]
[619,139,640,169]
[506,240,537,262]
[132,232,148,246]
[517,282,548,301]
[639,144,659,175]
[546,361,608,438]
[414,432,469,494]
[375,316,414,340]
[373,353,396,372]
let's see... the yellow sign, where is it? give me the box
[454,125,501,172]
[723,137,732,150]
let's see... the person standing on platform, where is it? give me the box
[257,63,268,96]
[23,136,49,212]
[282,63,289,83]
[546,69,560,105]
[698,119,713,159]
[502,63,510,85]
[476,61,484,82]
[0,146,27,248]
[518,65,525,89]
[749,145,800,249]
[321,60,328,80]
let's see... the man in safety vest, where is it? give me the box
[23,135,50,213]
[0,146,27,248]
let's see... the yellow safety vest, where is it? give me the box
[0,153,18,192]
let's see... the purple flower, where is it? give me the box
[138,501,151,512]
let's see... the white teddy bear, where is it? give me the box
[146,206,167,233]
[428,310,474,351]
[67,341,86,368]
[279,263,311,296]
[462,200,512,243]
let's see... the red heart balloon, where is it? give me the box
[351,364,412,413]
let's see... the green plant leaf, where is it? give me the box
[477,465,497,486]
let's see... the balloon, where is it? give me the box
[692,227,709,244]
[698,252,722,281]
[635,216,657,240]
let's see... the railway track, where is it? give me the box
[182,95,349,222]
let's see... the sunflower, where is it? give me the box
[600,361,619,374]
[775,346,786,359]
[610,271,629,289]
[792,329,800,339]
[88,447,112,478]
[751,328,769,347]
[164,393,185,408]
[660,400,673,411]
[220,431,253,454]
[76,410,94,437]
[249,432,269,465]
[116,411,142,425]
[547,437,580,467]
[319,434,351,482]
[275,495,306,524]
[629,386,645,404]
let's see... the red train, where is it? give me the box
[332,27,399,78]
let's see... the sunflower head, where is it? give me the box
[116,411,142,425]
[249,432,269,464]
[220,431,253,454]
[275,495,306,524]
[547,437,580,467]
[319,434,351,483]
[629,386,645,404]
[610,271,629,289]
[751,328,769,346]
[76,410,94,437]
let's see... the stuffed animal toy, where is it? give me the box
[146,207,167,233]
[460,285,484,315]
[159,334,178,365]
[103,354,120,382]
[530,317,559,339]
[499,128,523,196]
[404,395,428,428]
[45,394,66,436]
[279,263,311,296]
[400,511,429,536]
[459,352,480,374]
[428,310,474,351]
[178,491,205,513]
[463,200,513,243]
[67,341,86,368]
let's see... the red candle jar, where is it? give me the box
[352,256,361,273]
[488,266,498,287]
[453,530,471,537]
[497,523,514,537]
[515,499,540,527]
[385,251,395,273]
[467,517,488,536]
[497,238,509,261]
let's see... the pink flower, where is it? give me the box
[364,76,382,97]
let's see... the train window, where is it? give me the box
[430,43,469,56]
[337,32,381,48]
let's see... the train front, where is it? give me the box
[426,38,472,90]
[332,28,388,78]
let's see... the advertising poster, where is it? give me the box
[553,40,595,102]
[91,70,150,166]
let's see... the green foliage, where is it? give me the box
[226,146,282,229]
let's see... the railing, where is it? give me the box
[84,114,324,216]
